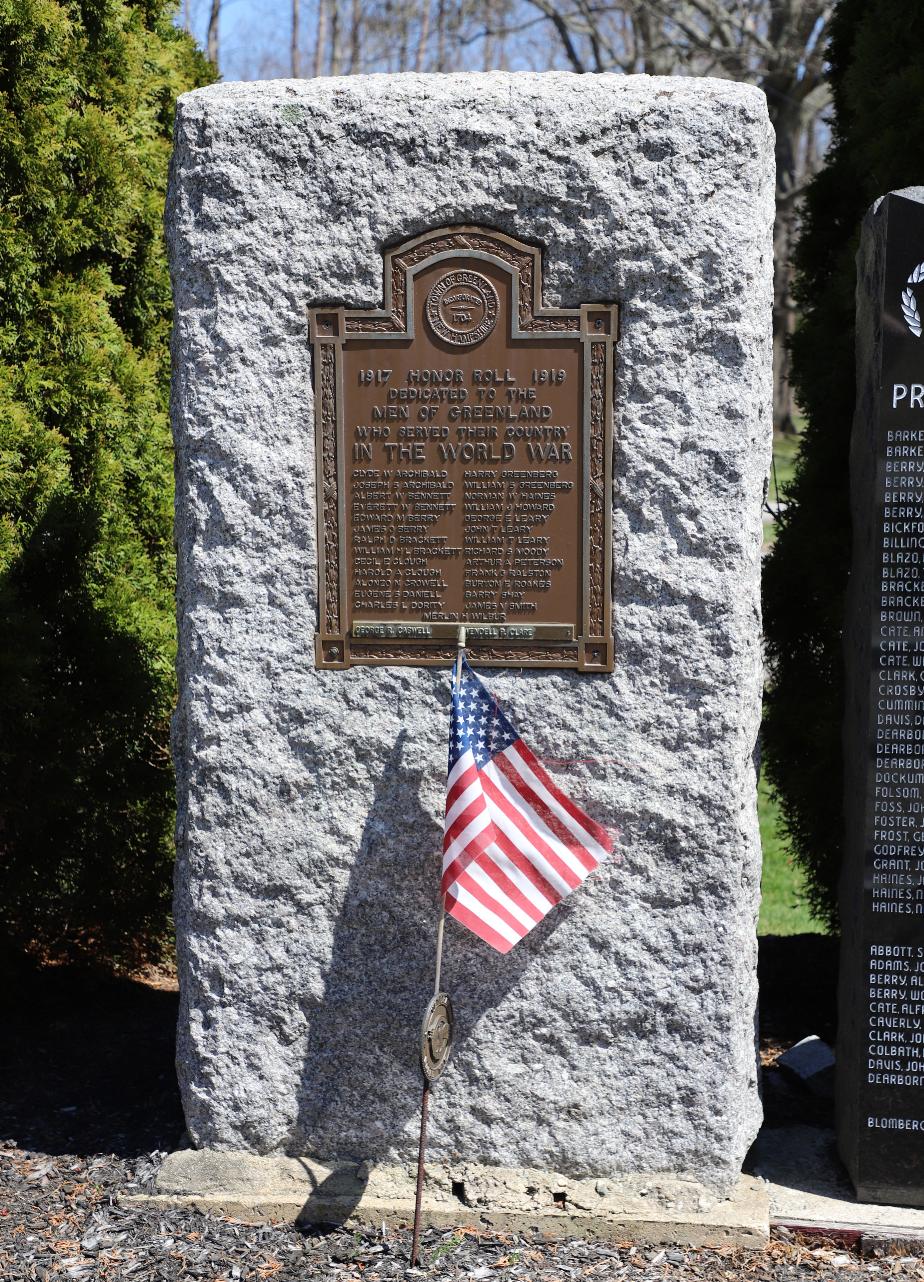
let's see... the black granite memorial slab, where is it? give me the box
[840,188,924,1207]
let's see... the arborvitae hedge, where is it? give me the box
[762,0,924,929]
[0,0,213,968]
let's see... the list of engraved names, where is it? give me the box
[867,403,924,1096]
[343,357,582,632]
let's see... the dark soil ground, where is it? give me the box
[7,933,913,1281]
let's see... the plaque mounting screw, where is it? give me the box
[594,318,604,330]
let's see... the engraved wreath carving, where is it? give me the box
[902,262,924,338]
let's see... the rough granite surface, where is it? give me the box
[166,72,775,1191]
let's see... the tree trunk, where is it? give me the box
[495,6,507,70]
[416,0,432,70]
[349,0,362,72]
[447,0,463,74]
[207,0,221,69]
[314,0,327,76]
[482,0,493,69]
[772,213,798,434]
[329,0,342,74]
[292,0,302,76]
[398,0,410,71]
[765,86,804,435]
[435,0,447,70]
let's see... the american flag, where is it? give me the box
[442,657,614,953]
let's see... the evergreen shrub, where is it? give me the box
[762,0,924,929]
[0,0,213,968]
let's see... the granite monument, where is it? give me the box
[166,72,774,1195]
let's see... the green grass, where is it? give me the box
[768,426,802,505]
[763,426,803,551]
[757,774,827,936]
[758,421,827,934]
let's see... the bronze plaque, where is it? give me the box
[309,227,616,670]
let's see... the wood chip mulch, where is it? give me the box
[3,1141,924,1281]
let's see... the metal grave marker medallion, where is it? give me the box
[309,227,616,670]
[420,993,454,1082]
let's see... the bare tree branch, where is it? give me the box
[523,0,587,71]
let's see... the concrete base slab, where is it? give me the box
[122,1149,769,1247]
[753,1125,924,1235]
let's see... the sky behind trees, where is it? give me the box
[178,0,547,81]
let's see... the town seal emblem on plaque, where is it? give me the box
[426,269,498,346]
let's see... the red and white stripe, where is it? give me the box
[442,739,613,953]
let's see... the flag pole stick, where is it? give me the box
[433,626,464,997]
[411,625,465,1267]
[410,1077,430,1268]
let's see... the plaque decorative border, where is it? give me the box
[309,226,616,671]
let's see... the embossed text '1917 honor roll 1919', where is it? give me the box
[309,227,617,671]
